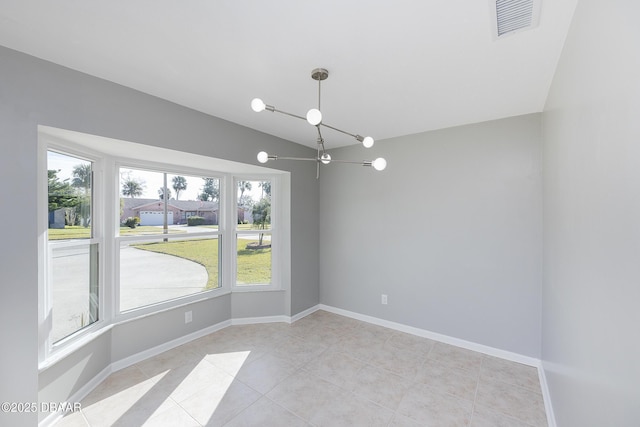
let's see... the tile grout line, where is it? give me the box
[468,356,486,427]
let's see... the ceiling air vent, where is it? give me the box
[492,0,541,38]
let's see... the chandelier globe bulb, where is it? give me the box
[251,98,266,112]
[306,108,322,126]
[257,151,269,163]
[362,136,374,148]
[372,157,387,171]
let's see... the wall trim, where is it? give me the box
[318,304,539,365]
[291,304,320,322]
[231,315,290,325]
[111,319,232,372]
[320,304,540,368]
[538,361,556,427]
[39,364,112,427]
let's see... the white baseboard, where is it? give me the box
[318,304,539,366]
[232,315,291,325]
[39,364,111,427]
[111,319,232,372]
[291,304,320,322]
[538,361,556,427]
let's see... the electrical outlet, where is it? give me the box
[185,311,192,323]
[381,294,388,305]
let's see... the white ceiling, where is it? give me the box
[0,0,577,149]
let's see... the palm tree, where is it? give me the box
[172,176,187,200]
[122,178,144,198]
[71,163,91,194]
[199,178,219,202]
[251,198,271,246]
[71,163,92,227]
[158,187,172,200]
[259,181,271,199]
[238,181,252,206]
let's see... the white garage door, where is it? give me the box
[139,211,173,226]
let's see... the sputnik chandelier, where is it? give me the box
[252,68,387,178]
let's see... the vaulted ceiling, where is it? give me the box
[0,0,577,148]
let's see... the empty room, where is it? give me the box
[0,1,638,426]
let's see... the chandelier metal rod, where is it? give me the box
[260,156,373,166]
[272,106,358,142]
[317,73,321,110]
[319,122,357,139]
[271,108,306,121]
[270,108,361,143]
[272,156,318,162]
[323,159,371,165]
[316,129,326,152]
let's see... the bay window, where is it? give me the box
[39,127,287,365]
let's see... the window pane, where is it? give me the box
[47,151,92,240]
[120,237,221,312]
[120,168,169,236]
[237,179,271,231]
[120,168,219,235]
[167,174,220,229]
[236,234,272,286]
[51,243,99,342]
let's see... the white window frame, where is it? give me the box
[38,141,106,366]
[38,126,289,367]
[114,160,228,321]
[232,175,280,291]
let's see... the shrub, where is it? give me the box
[124,217,138,228]
[187,216,205,226]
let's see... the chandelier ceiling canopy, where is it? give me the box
[252,68,386,178]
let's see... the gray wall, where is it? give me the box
[320,114,543,357]
[38,331,112,412]
[0,45,319,426]
[110,296,232,362]
[541,1,640,425]
[231,291,287,320]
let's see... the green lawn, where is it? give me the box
[120,226,185,236]
[236,240,272,285]
[132,238,220,289]
[47,226,92,240]
[131,237,271,288]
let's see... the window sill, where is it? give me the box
[39,323,113,373]
[231,287,284,293]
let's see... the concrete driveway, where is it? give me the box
[51,244,207,341]
[119,245,207,311]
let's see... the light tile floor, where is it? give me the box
[55,310,548,427]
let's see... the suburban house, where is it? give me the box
[1,1,638,427]
[121,198,219,226]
